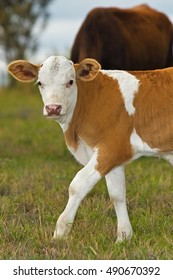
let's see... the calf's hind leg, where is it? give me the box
[105,166,132,242]
[163,154,173,165]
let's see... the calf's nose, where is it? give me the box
[45,104,62,116]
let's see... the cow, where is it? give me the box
[71,4,173,70]
[8,56,173,241]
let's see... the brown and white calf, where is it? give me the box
[8,56,173,241]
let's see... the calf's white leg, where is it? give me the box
[163,154,173,165]
[105,166,132,242]
[54,152,101,238]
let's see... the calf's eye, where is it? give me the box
[38,81,42,86]
[66,79,74,88]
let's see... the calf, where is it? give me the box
[8,56,173,241]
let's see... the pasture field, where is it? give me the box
[0,85,173,260]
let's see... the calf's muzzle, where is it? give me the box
[45,104,62,116]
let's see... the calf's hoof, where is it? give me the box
[53,220,73,239]
[116,224,133,243]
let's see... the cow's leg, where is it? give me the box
[53,152,102,238]
[105,166,132,242]
[163,154,173,165]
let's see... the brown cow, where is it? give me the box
[71,4,173,70]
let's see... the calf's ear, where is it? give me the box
[75,58,101,81]
[8,60,39,82]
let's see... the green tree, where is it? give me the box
[0,0,53,63]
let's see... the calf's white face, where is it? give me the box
[8,56,101,128]
[38,56,77,123]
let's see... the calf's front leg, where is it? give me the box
[53,152,102,238]
[105,166,132,242]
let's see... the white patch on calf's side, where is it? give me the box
[101,70,140,115]
[130,129,159,159]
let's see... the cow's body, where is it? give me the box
[64,67,173,173]
[71,4,173,70]
[8,56,173,241]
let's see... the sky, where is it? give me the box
[1,0,173,84]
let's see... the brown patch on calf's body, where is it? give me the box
[65,66,173,176]
[133,67,173,152]
[65,72,134,175]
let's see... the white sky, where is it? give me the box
[1,0,173,83]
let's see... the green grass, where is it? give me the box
[0,85,173,260]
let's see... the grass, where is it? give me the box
[0,85,173,260]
